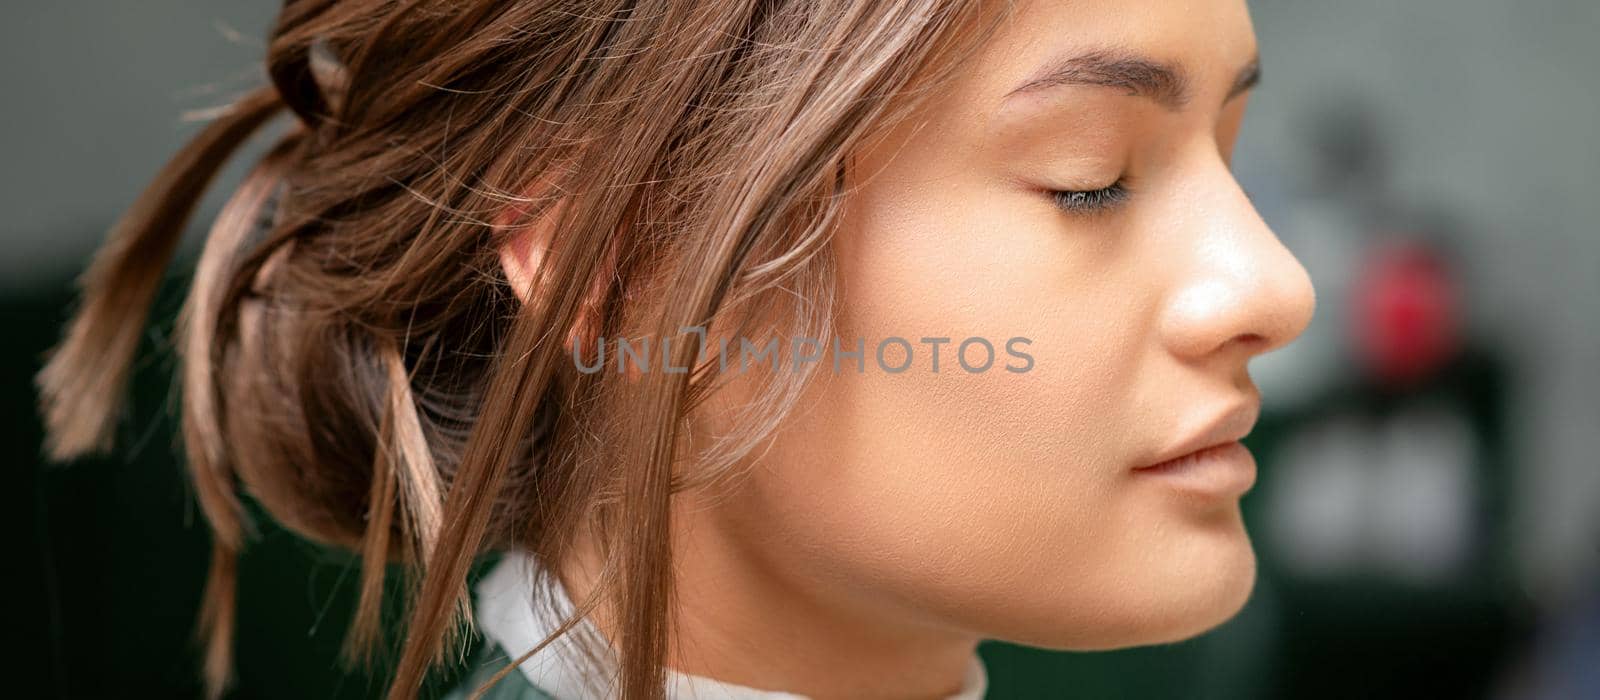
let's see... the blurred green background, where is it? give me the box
[8,2,1598,698]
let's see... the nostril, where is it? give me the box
[1231,332,1269,353]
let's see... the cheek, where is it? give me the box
[733,188,1153,626]
[720,171,1257,648]
[814,169,1148,516]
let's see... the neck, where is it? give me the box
[557,495,982,699]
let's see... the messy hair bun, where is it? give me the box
[36,1,994,697]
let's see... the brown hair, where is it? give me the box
[37,1,996,697]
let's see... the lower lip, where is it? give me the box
[1133,441,1256,499]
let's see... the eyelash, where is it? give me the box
[1050,179,1130,214]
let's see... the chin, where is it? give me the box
[993,525,1260,651]
[1129,541,1258,646]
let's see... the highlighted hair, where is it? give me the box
[36,1,996,697]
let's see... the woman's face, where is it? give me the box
[691,0,1314,651]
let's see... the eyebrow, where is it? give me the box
[1005,50,1261,110]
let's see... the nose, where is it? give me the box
[1158,173,1316,363]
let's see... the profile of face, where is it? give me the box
[678,0,1316,671]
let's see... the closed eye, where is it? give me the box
[1051,180,1130,214]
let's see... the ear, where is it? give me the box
[494,196,615,352]
[495,198,560,306]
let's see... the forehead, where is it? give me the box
[944,0,1260,118]
[845,0,1260,183]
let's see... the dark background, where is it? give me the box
[8,2,1598,698]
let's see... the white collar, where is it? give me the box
[475,551,989,699]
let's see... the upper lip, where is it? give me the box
[1136,399,1261,470]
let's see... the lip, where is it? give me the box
[1133,401,1261,498]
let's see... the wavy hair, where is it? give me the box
[37,1,997,697]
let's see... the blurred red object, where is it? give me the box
[1353,240,1462,386]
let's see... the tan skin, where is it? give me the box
[516,0,1315,697]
